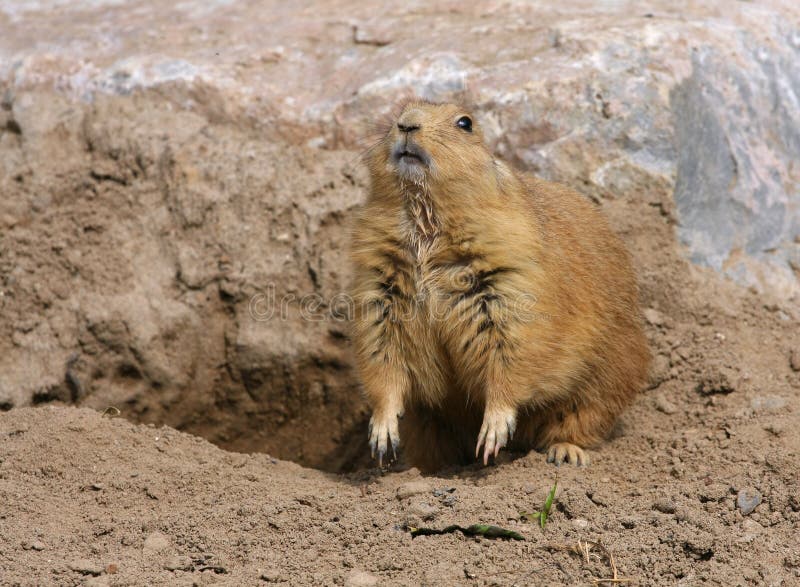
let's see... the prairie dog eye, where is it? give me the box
[456,116,473,132]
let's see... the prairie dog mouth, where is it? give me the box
[391,141,430,180]
[399,151,423,163]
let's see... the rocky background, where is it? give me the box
[1,1,800,585]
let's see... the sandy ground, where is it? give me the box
[3,268,800,587]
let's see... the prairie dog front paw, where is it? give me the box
[475,406,517,465]
[368,409,401,466]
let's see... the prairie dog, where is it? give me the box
[349,101,650,471]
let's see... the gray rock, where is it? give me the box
[737,488,762,515]
[672,45,800,298]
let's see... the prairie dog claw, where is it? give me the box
[475,407,517,465]
[368,411,400,466]
[546,442,588,467]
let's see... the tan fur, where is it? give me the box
[350,101,650,471]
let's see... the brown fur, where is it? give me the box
[349,101,650,472]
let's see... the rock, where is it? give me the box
[68,559,104,576]
[643,308,666,327]
[737,488,762,515]
[22,540,45,551]
[344,570,380,587]
[396,481,431,500]
[143,531,171,553]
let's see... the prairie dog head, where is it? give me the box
[369,101,495,188]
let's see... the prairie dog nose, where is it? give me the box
[397,109,423,133]
[397,122,420,133]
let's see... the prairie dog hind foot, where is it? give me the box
[546,442,589,467]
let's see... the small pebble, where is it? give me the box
[643,308,665,326]
[345,569,380,587]
[143,531,170,553]
[396,481,431,500]
[572,518,589,529]
[737,488,762,515]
